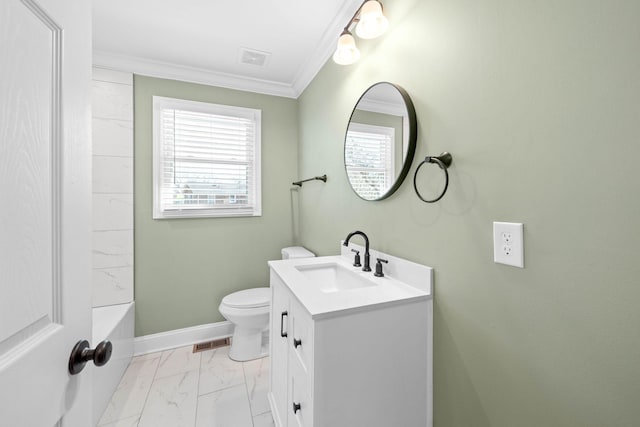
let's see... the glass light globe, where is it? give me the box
[333,32,361,65]
[355,0,389,39]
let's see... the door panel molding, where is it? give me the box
[0,0,63,357]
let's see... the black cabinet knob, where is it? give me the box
[293,338,302,348]
[68,340,112,375]
[293,402,301,414]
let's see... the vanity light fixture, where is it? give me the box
[355,0,389,39]
[332,30,361,65]
[333,0,389,65]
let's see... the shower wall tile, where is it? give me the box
[92,80,133,121]
[93,118,133,157]
[93,155,133,194]
[93,194,134,231]
[93,267,134,307]
[92,68,134,308]
[93,230,133,269]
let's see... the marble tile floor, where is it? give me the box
[98,344,275,427]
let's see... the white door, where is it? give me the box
[0,0,93,426]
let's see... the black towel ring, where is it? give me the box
[413,152,453,203]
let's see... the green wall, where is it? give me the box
[134,76,298,336]
[297,0,640,426]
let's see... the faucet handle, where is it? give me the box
[351,249,361,267]
[374,258,388,277]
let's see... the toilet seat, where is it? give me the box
[222,287,270,309]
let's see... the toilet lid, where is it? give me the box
[222,287,270,308]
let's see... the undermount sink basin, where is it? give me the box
[295,262,377,293]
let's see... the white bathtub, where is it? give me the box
[91,302,134,426]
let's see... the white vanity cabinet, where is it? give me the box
[268,264,432,427]
[270,273,314,427]
[270,271,292,425]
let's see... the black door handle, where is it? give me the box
[280,311,288,338]
[68,340,112,375]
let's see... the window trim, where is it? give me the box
[345,122,396,200]
[152,96,262,219]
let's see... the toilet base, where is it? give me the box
[228,327,269,362]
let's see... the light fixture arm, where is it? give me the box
[343,0,369,33]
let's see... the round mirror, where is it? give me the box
[344,82,417,201]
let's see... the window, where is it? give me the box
[345,123,395,200]
[153,96,261,219]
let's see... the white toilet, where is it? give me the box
[219,246,315,361]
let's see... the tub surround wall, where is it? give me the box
[92,68,135,307]
[297,1,640,426]
[134,76,299,337]
[91,302,135,426]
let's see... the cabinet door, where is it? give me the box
[290,298,313,373]
[288,353,311,427]
[270,278,290,426]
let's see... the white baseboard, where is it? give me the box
[134,321,234,356]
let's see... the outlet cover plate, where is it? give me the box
[493,222,524,268]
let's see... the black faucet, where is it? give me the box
[343,231,371,272]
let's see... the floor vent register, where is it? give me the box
[192,337,231,353]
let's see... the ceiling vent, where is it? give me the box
[239,47,271,67]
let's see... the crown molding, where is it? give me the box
[94,0,363,100]
[93,50,298,98]
[290,0,363,96]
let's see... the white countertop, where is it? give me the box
[269,252,432,320]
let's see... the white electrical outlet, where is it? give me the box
[493,222,524,268]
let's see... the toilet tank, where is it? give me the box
[281,246,315,260]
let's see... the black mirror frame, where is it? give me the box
[344,82,417,201]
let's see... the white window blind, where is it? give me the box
[153,97,261,219]
[345,123,395,200]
